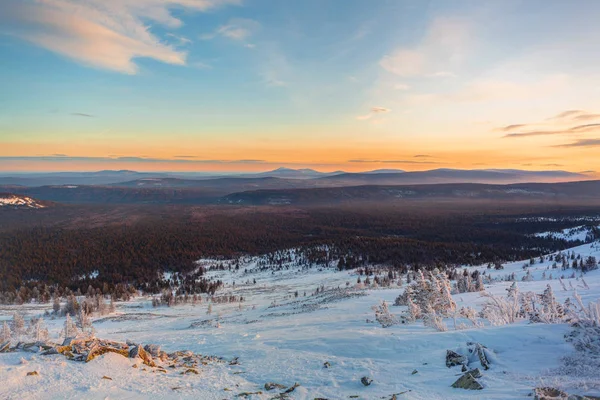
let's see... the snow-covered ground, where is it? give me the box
[535,225,600,242]
[1,243,600,399]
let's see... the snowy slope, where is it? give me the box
[0,193,47,209]
[1,244,600,399]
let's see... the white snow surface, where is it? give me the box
[2,243,600,399]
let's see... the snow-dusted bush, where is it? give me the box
[395,270,456,317]
[423,304,447,332]
[372,300,398,328]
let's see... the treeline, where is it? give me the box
[0,203,595,304]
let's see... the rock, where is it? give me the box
[461,365,467,372]
[323,361,331,368]
[26,371,39,376]
[102,376,112,380]
[144,344,162,358]
[236,391,262,397]
[446,350,467,368]
[467,342,491,370]
[411,369,418,375]
[361,376,373,386]
[181,368,199,375]
[451,371,483,390]
[466,368,482,379]
[534,387,569,399]
[264,382,287,391]
[40,348,59,356]
[129,345,155,367]
[283,383,300,394]
[86,345,130,363]
[0,342,11,353]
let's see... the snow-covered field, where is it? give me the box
[1,243,600,399]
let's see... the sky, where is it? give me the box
[1,0,600,174]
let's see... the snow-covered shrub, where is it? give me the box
[396,270,456,316]
[372,300,398,328]
[480,284,521,325]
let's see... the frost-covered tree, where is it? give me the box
[76,309,94,336]
[423,304,447,332]
[537,284,564,323]
[372,300,398,328]
[52,296,61,314]
[405,296,421,322]
[1,321,11,343]
[12,313,25,337]
[61,313,80,338]
[207,303,213,315]
[32,318,49,342]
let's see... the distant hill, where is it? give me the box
[315,168,588,186]
[239,167,345,179]
[220,180,600,206]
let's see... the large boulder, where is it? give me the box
[446,350,467,368]
[451,371,483,390]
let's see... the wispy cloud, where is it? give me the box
[0,0,240,74]
[572,113,600,121]
[166,33,193,46]
[200,18,259,45]
[71,112,94,118]
[500,124,527,132]
[503,122,600,138]
[553,139,600,148]
[356,106,390,121]
[380,17,469,78]
[413,154,432,158]
[551,110,585,119]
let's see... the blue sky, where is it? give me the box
[1,0,600,173]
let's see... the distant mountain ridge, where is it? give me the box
[0,167,590,187]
